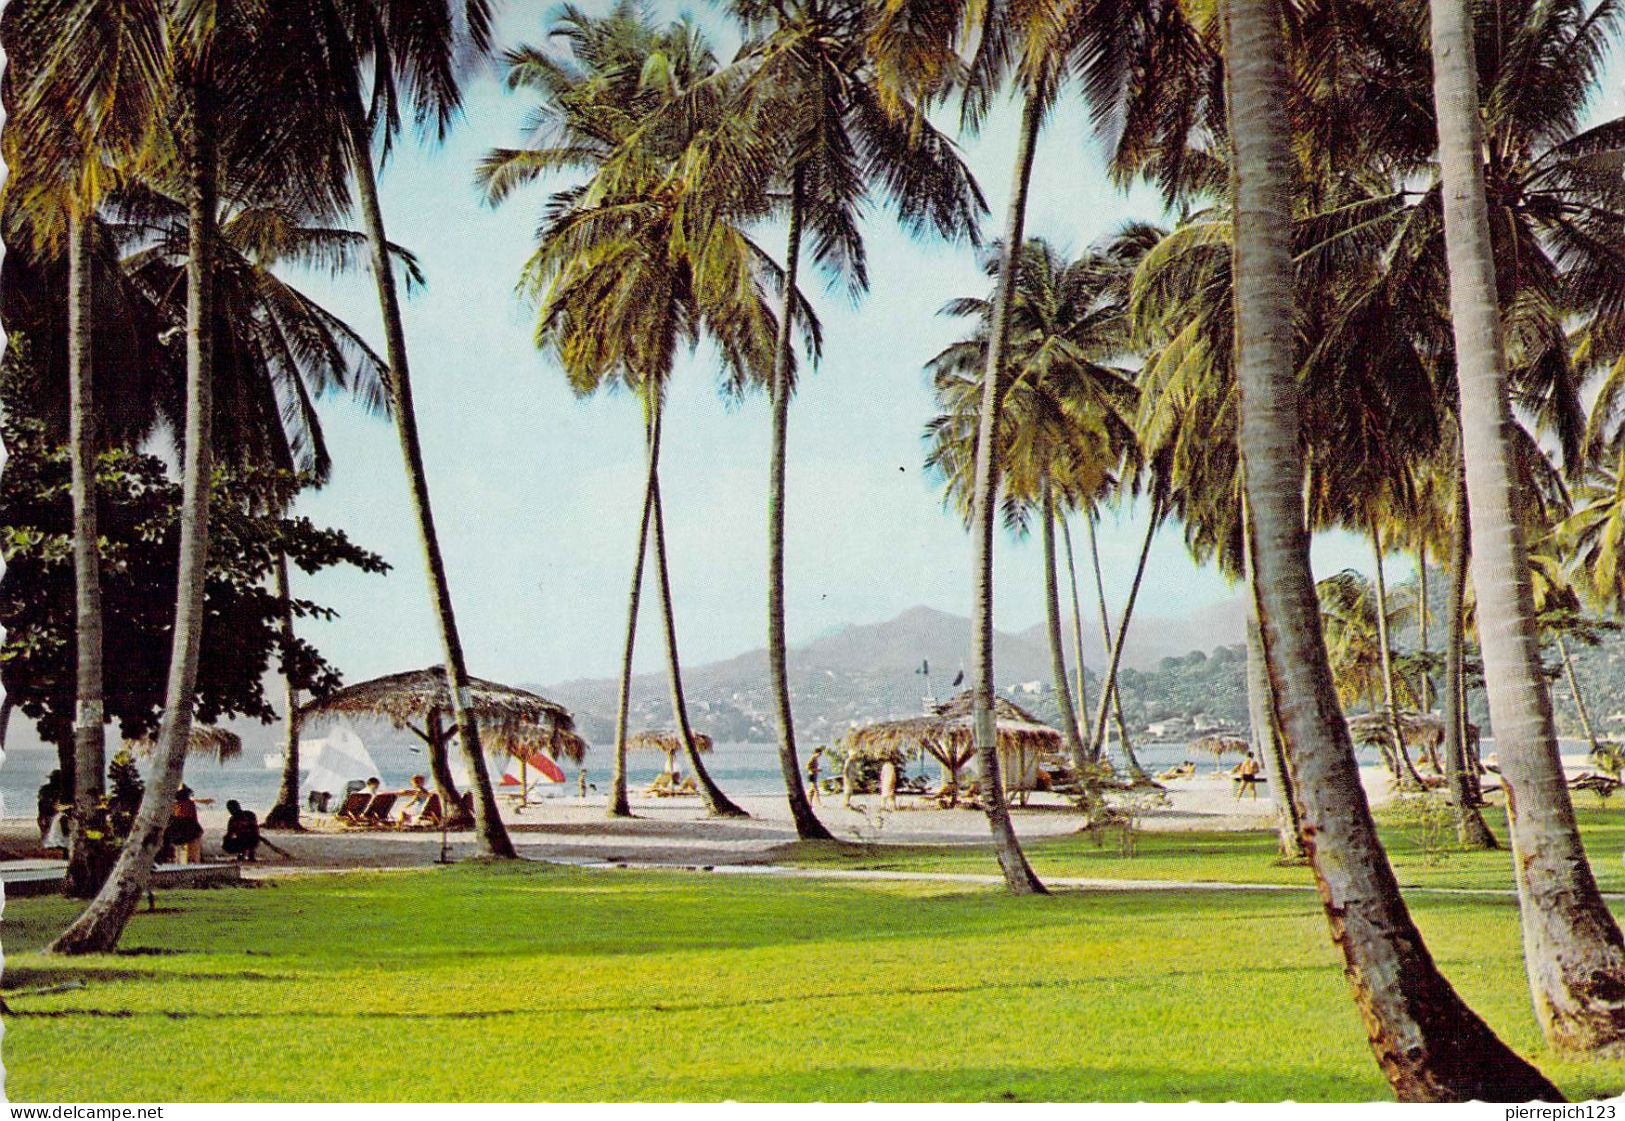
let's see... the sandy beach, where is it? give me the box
[2,760,1499,875]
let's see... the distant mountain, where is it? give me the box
[1,600,1253,760]
[538,600,1249,743]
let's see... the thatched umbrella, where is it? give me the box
[128,725,244,763]
[843,691,1061,805]
[298,668,587,809]
[1345,711,1477,775]
[628,729,713,774]
[1188,733,1248,772]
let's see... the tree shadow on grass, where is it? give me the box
[651,1062,1385,1103]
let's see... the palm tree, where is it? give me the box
[48,0,364,954]
[1225,0,1559,1097]
[730,0,984,843]
[301,0,514,858]
[1431,0,1625,1053]
[110,186,401,828]
[3,0,166,897]
[926,238,1140,779]
[480,6,786,820]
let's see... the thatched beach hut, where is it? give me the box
[1344,711,1475,753]
[1188,733,1248,772]
[299,668,587,809]
[629,729,713,774]
[129,724,244,762]
[843,691,1061,803]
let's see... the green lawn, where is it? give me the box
[5,859,1625,1101]
[779,799,1625,895]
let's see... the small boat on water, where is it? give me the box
[262,752,283,770]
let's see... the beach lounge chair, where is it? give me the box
[413,793,444,828]
[361,793,397,825]
[335,791,372,822]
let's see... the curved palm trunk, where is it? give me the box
[1227,0,1559,1097]
[767,170,832,842]
[425,710,461,810]
[1085,512,1113,760]
[1060,517,1091,744]
[1372,528,1425,790]
[50,80,219,954]
[346,100,512,860]
[1041,476,1086,772]
[1555,636,1601,757]
[609,398,659,819]
[1089,503,1158,778]
[265,551,303,829]
[967,79,1046,895]
[1443,462,1497,848]
[1431,0,1625,1053]
[648,419,747,818]
[64,212,108,899]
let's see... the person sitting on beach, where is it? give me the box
[165,786,205,864]
[397,775,431,822]
[806,747,825,803]
[221,800,261,862]
[38,770,68,847]
[1232,752,1262,799]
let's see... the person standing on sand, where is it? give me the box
[806,747,824,803]
[1232,751,1262,799]
[880,758,899,811]
[165,786,204,864]
[840,751,859,810]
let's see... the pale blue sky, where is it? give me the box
[285,1,1386,687]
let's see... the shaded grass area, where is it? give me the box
[4,862,1624,1101]
[780,800,1625,895]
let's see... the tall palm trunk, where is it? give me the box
[767,169,832,842]
[1041,475,1086,772]
[265,551,303,829]
[1089,502,1158,778]
[50,79,221,955]
[609,395,659,818]
[63,211,108,899]
[648,424,747,818]
[1060,517,1091,745]
[967,78,1046,895]
[345,99,513,860]
[1443,456,1497,848]
[1243,500,1305,860]
[1226,0,1559,1097]
[1372,528,1425,789]
[1431,0,1625,1053]
[1555,635,1601,757]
